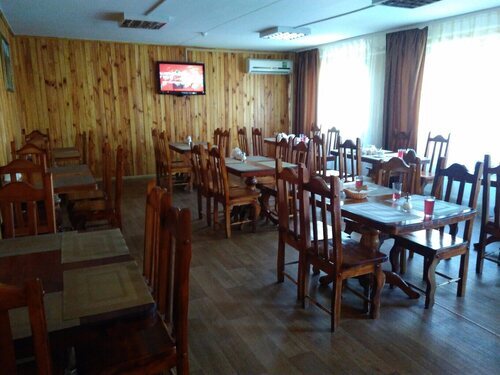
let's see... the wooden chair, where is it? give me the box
[214,128,231,157]
[311,134,327,177]
[390,158,483,308]
[275,137,291,162]
[23,129,52,164]
[376,157,418,196]
[191,143,213,226]
[476,154,500,274]
[251,127,264,156]
[208,147,260,238]
[291,139,312,169]
[158,131,192,191]
[420,132,451,191]
[237,127,250,155]
[67,141,111,203]
[300,173,387,331]
[15,143,48,170]
[402,149,422,194]
[0,174,56,238]
[276,159,308,296]
[325,126,340,155]
[0,158,46,187]
[143,180,171,300]
[338,137,362,182]
[0,279,54,374]
[389,130,412,152]
[69,145,124,230]
[309,123,321,138]
[75,197,192,374]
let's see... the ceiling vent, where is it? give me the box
[119,13,168,30]
[372,0,442,8]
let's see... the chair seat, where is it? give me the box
[67,189,105,201]
[341,238,388,267]
[72,198,107,212]
[394,229,468,258]
[228,187,260,201]
[75,313,176,375]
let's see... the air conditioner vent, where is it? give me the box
[119,13,168,30]
[373,0,442,8]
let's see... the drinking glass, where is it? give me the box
[397,149,405,158]
[424,196,435,216]
[355,175,364,189]
[392,182,402,201]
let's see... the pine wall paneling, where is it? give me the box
[11,36,293,176]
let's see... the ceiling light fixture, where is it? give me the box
[259,26,311,41]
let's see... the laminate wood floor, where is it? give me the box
[121,177,499,375]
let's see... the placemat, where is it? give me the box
[10,292,80,339]
[409,196,470,217]
[343,202,421,223]
[63,261,153,320]
[227,163,268,172]
[0,233,62,258]
[61,228,129,263]
[247,156,273,162]
[258,160,296,168]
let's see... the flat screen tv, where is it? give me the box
[157,61,206,96]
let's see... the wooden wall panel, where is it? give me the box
[10,35,293,176]
[0,24,293,172]
[0,13,21,165]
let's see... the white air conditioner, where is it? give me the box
[247,59,293,75]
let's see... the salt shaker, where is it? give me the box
[402,194,412,211]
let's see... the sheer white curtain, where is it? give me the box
[318,34,386,147]
[417,9,500,168]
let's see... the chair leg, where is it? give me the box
[331,277,342,332]
[370,265,385,319]
[277,234,285,283]
[213,201,219,230]
[399,249,407,275]
[424,257,440,309]
[197,189,202,220]
[457,250,469,297]
[206,196,212,227]
[177,354,189,375]
[252,201,260,233]
[224,205,231,239]
[476,236,486,275]
[300,259,309,308]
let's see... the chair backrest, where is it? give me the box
[309,123,321,138]
[158,131,173,191]
[207,146,229,202]
[291,140,312,170]
[376,157,417,195]
[0,173,56,238]
[251,127,264,156]
[0,279,52,375]
[481,154,500,231]
[275,137,291,162]
[338,137,362,182]
[214,128,230,157]
[156,196,192,373]
[431,157,483,241]
[423,132,451,176]
[143,181,171,301]
[301,174,344,271]
[15,143,48,170]
[325,126,340,154]
[75,131,87,164]
[237,127,249,155]
[87,130,96,174]
[403,149,422,194]
[190,144,210,194]
[276,160,309,250]
[112,146,125,229]
[0,159,46,187]
[151,128,161,185]
[311,134,327,177]
[23,129,50,150]
[390,130,412,151]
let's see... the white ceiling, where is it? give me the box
[1,0,499,51]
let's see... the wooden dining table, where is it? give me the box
[53,147,81,165]
[49,164,97,194]
[0,229,154,367]
[335,180,476,298]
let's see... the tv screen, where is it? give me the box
[157,62,206,96]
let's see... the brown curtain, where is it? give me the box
[383,28,428,150]
[293,49,319,135]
